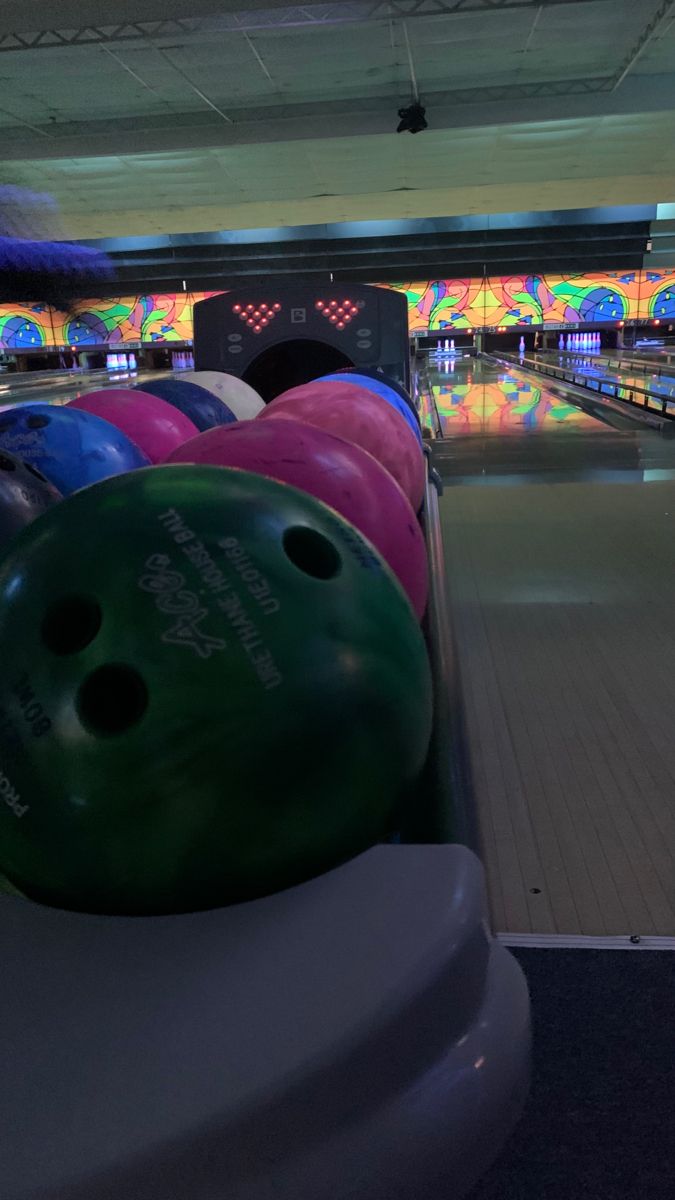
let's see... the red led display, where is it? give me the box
[235,300,282,331]
[316,299,354,331]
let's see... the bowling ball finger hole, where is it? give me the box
[282,526,341,580]
[0,452,16,471]
[77,664,148,737]
[41,596,102,656]
[24,462,50,484]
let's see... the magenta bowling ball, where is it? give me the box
[262,380,425,511]
[68,388,198,464]
[167,417,428,618]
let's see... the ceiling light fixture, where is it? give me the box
[397,21,427,134]
[397,102,427,134]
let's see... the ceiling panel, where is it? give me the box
[0,0,672,238]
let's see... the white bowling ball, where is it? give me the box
[180,371,264,419]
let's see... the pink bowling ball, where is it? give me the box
[167,417,428,618]
[261,380,425,510]
[68,388,198,464]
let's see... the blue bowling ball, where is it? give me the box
[319,370,423,447]
[0,404,150,496]
[338,367,419,419]
[135,378,236,432]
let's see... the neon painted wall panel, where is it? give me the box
[0,292,219,350]
[389,270,675,331]
[1,272,675,349]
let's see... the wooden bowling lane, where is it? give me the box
[432,363,675,942]
[0,366,168,408]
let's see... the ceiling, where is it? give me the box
[0,0,674,240]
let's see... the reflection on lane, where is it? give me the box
[429,357,602,437]
[0,368,166,408]
[536,352,675,403]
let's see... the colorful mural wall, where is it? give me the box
[0,292,218,351]
[392,270,675,331]
[1,272,674,350]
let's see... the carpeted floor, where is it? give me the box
[470,948,675,1199]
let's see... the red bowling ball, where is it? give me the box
[261,380,425,510]
[167,417,428,618]
[68,388,198,463]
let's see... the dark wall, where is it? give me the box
[87,213,652,297]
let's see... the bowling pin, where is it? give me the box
[559,333,565,351]
[450,338,455,354]
[128,352,137,371]
[519,336,525,355]
[106,353,112,370]
[565,334,571,350]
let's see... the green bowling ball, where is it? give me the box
[0,465,432,914]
